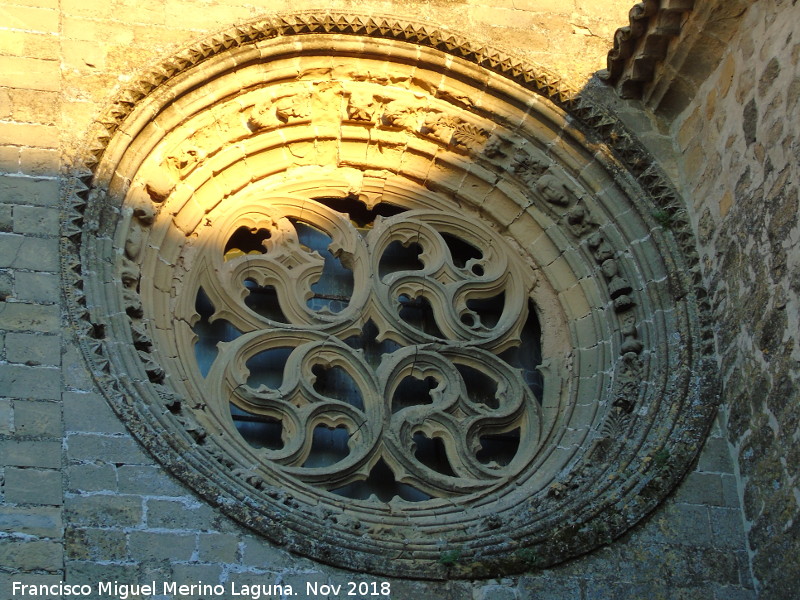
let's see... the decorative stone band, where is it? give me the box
[61,12,718,579]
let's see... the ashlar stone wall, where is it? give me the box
[0,0,773,598]
[668,1,800,598]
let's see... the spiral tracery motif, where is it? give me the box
[186,199,542,500]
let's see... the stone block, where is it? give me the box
[6,88,60,125]
[65,561,139,587]
[657,502,714,547]
[197,532,239,563]
[674,472,727,506]
[239,535,293,569]
[146,498,218,531]
[66,526,127,561]
[128,530,195,562]
[61,344,96,391]
[0,505,62,537]
[0,363,60,400]
[6,332,61,365]
[117,465,186,497]
[64,494,142,528]
[12,205,59,235]
[721,473,741,508]
[170,563,224,586]
[63,391,126,434]
[0,55,60,92]
[0,5,59,34]
[11,271,60,304]
[0,234,59,270]
[474,584,517,600]
[0,539,62,571]
[0,269,12,299]
[0,146,18,173]
[0,121,59,148]
[0,574,63,600]
[712,587,757,600]
[0,398,11,434]
[698,436,735,473]
[0,300,60,332]
[4,467,62,505]
[0,202,13,232]
[0,175,59,207]
[67,433,150,465]
[0,439,61,467]
[708,506,747,549]
[67,463,117,493]
[12,399,61,436]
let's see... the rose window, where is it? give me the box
[64,15,717,579]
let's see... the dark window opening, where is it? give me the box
[230,404,283,450]
[476,428,521,467]
[413,432,457,477]
[224,226,270,260]
[290,219,354,314]
[455,364,499,409]
[193,287,242,376]
[314,196,406,228]
[398,294,445,338]
[499,299,543,403]
[465,291,505,330]
[342,320,402,365]
[391,374,438,413]
[330,458,431,502]
[441,231,482,269]
[312,364,365,411]
[378,240,424,280]
[243,278,288,322]
[302,424,350,467]
[245,347,292,390]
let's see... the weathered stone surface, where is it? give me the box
[65,526,127,561]
[66,433,151,464]
[5,332,60,365]
[12,399,61,435]
[4,467,62,505]
[128,531,195,562]
[63,494,142,528]
[0,505,62,537]
[63,391,126,434]
[0,539,62,571]
[0,0,793,596]
[0,363,60,399]
[67,463,117,493]
[0,300,59,331]
[145,498,218,531]
[0,439,61,467]
[668,1,800,597]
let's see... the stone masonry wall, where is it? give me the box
[669,1,800,598]
[0,0,765,598]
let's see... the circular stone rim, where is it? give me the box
[61,12,720,580]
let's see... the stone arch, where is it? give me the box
[62,13,717,579]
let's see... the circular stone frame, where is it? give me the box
[62,13,719,579]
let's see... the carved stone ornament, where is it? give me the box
[62,13,718,579]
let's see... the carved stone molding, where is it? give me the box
[600,0,695,99]
[62,12,717,579]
